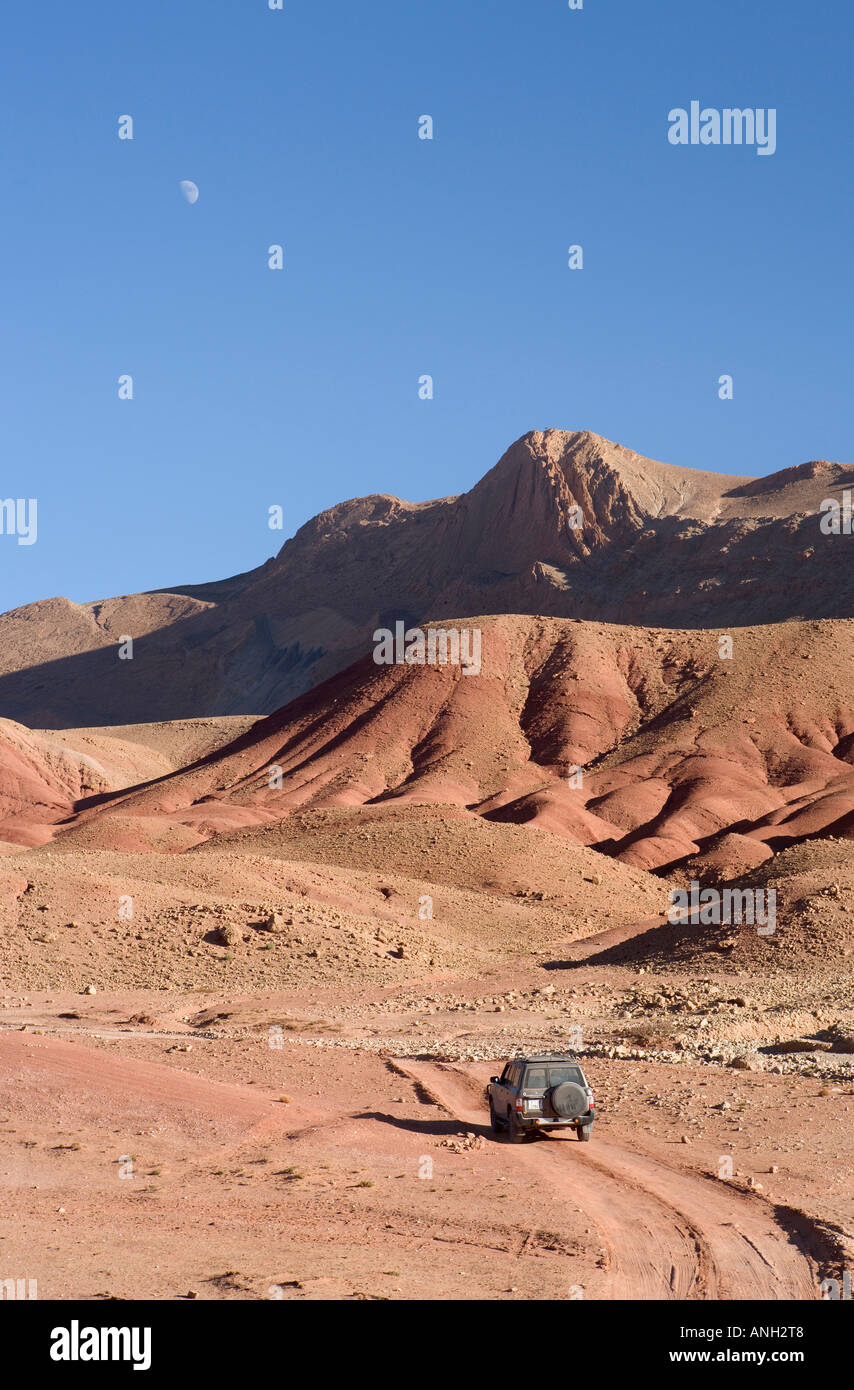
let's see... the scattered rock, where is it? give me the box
[440,1132,485,1153]
[826,1024,854,1054]
[256,912,286,934]
[210,924,240,948]
[729,1054,763,1071]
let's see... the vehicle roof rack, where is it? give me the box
[512,1051,579,1061]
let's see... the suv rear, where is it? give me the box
[486,1053,595,1142]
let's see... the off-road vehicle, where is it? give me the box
[486,1052,595,1142]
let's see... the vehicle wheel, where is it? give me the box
[489,1100,502,1135]
[506,1111,524,1143]
[577,1124,593,1142]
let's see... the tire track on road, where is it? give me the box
[400,1059,820,1301]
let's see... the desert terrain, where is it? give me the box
[2,433,854,1302]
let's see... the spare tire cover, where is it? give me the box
[549,1081,587,1118]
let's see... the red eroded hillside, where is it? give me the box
[48,613,854,874]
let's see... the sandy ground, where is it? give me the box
[2,936,851,1302]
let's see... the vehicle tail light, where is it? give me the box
[515,1099,524,1112]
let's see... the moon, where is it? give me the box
[179,180,199,204]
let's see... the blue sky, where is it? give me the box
[0,0,851,609]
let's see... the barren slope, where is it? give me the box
[47,614,854,883]
[0,716,260,849]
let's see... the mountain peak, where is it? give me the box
[0,429,851,727]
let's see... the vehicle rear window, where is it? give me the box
[522,1065,583,1089]
[548,1065,583,1086]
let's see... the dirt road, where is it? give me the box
[0,997,841,1302]
[401,1060,820,1301]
